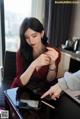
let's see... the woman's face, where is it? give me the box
[24,28,44,48]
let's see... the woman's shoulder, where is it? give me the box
[46,43,61,53]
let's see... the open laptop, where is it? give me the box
[64,89,80,104]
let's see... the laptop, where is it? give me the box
[64,89,80,104]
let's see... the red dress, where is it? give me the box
[11,47,61,89]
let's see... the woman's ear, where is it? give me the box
[41,30,44,38]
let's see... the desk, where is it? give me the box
[4,88,80,119]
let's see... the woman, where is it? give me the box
[11,17,61,90]
[41,70,80,100]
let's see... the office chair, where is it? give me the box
[3,51,16,88]
[0,51,16,107]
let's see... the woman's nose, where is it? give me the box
[29,37,34,44]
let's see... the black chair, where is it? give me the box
[0,51,16,107]
[3,51,16,88]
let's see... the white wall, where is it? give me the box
[71,4,80,38]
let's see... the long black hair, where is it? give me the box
[19,17,48,68]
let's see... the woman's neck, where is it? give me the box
[33,44,46,59]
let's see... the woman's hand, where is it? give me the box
[45,47,59,65]
[34,54,51,70]
[41,83,62,100]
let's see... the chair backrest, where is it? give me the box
[3,51,16,81]
[57,51,71,78]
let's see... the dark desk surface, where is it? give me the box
[4,87,58,119]
[4,87,80,119]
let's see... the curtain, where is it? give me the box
[31,0,45,23]
[44,0,75,48]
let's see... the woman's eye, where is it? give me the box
[33,35,37,38]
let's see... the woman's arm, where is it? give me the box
[20,61,36,85]
[58,70,80,91]
[63,70,80,90]
[45,47,60,81]
[41,83,62,100]
[41,70,80,100]
[46,63,57,81]
[41,77,67,100]
[20,54,50,85]
[11,51,50,87]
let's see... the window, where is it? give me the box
[4,0,32,51]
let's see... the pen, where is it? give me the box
[41,100,55,109]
